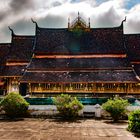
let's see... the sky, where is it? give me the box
[0,0,140,43]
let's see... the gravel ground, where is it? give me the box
[0,118,138,140]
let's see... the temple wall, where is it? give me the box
[27,83,140,95]
[7,78,19,93]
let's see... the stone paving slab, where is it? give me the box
[0,119,138,140]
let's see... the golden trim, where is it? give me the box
[131,61,140,64]
[6,62,28,66]
[34,54,127,59]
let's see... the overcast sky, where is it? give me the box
[0,0,140,43]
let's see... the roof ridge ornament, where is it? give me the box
[31,18,38,27]
[78,11,80,21]
[122,16,126,23]
[68,12,90,31]
[121,16,126,27]
[88,18,90,28]
[8,26,15,35]
[68,17,70,28]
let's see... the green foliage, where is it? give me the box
[53,94,84,119]
[0,92,29,118]
[102,96,129,122]
[128,110,140,133]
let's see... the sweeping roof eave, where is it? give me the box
[20,71,139,83]
[20,80,139,84]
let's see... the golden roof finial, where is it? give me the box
[68,17,70,28]
[88,18,90,28]
[78,11,80,21]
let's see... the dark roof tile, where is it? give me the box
[7,35,34,61]
[134,64,140,76]
[21,70,137,83]
[28,58,131,70]
[1,65,26,77]
[0,43,11,73]
[35,27,125,54]
[125,34,140,61]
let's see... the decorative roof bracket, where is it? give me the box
[8,26,15,36]
[121,16,126,27]
[31,18,38,28]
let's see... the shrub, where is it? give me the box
[53,94,83,119]
[102,96,129,122]
[128,110,140,133]
[0,92,29,118]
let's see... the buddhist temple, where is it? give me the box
[0,14,140,97]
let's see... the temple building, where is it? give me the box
[0,14,140,97]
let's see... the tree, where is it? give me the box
[0,92,29,118]
[128,110,140,133]
[53,94,83,119]
[102,96,129,122]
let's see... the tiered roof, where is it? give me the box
[22,62,137,83]
[0,15,140,83]
[20,16,138,83]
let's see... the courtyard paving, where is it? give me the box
[0,118,138,140]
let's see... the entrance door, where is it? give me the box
[19,83,27,96]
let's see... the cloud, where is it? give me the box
[38,14,66,28]
[93,6,121,27]
[9,0,34,12]
[125,0,140,9]
[0,0,11,22]
[0,12,8,21]
[0,0,140,42]
[124,4,140,33]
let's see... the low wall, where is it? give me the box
[29,104,140,118]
